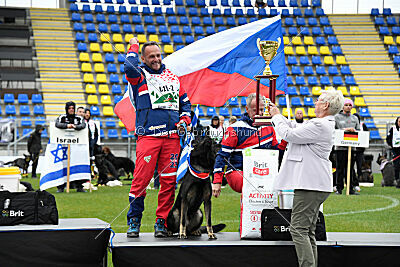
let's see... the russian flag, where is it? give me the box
[114,83,136,133]
[163,15,286,107]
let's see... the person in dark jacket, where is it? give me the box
[386,116,400,188]
[27,125,44,178]
[55,101,87,193]
[83,108,99,158]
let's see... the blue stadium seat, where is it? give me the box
[227,17,236,26]
[111,24,120,33]
[219,107,230,117]
[147,25,156,34]
[304,66,314,75]
[270,9,278,16]
[33,105,44,115]
[153,7,162,15]
[110,74,119,83]
[105,53,115,63]
[332,46,342,55]
[19,105,30,115]
[328,36,338,45]
[159,25,168,34]
[247,9,256,16]
[316,66,326,75]
[75,32,85,41]
[71,13,80,22]
[333,76,343,86]
[249,17,258,23]
[106,118,117,127]
[73,22,83,31]
[90,106,100,116]
[190,17,200,25]
[232,0,240,6]
[267,0,274,7]
[171,25,181,34]
[364,120,376,129]
[375,17,384,25]
[300,56,310,65]
[119,6,127,13]
[320,76,330,86]
[345,76,357,85]
[206,26,216,35]
[320,17,330,26]
[179,16,189,25]
[360,108,371,117]
[288,27,298,35]
[308,17,318,26]
[206,107,217,116]
[392,27,400,35]
[121,129,129,138]
[203,17,212,25]
[21,117,32,127]
[114,95,123,105]
[175,0,184,5]
[285,17,294,26]
[155,16,165,25]
[281,9,290,17]
[278,97,286,106]
[86,23,95,32]
[370,130,380,140]
[370,8,379,16]
[287,86,298,95]
[278,0,286,7]
[197,107,205,117]
[142,6,151,15]
[383,8,391,16]
[312,56,322,65]
[5,105,16,115]
[287,76,294,85]
[107,64,117,73]
[387,16,396,25]
[173,35,183,44]
[323,26,334,35]
[224,8,232,16]
[293,8,302,16]
[292,66,301,75]
[122,24,132,33]
[241,97,247,106]
[182,25,192,35]
[98,23,108,32]
[289,0,298,7]
[132,15,141,24]
[291,97,302,106]
[194,26,204,35]
[77,42,87,52]
[301,0,309,7]
[328,66,338,75]
[94,5,103,13]
[218,26,227,32]
[312,27,322,35]
[296,76,306,85]
[96,14,105,23]
[212,8,221,16]
[70,3,78,11]
[287,56,298,65]
[161,35,171,43]
[144,16,153,24]
[88,33,97,42]
[112,84,122,94]
[135,25,144,34]
[300,27,310,36]
[228,97,239,106]
[168,16,178,24]
[186,35,194,44]
[4,94,14,103]
[22,128,33,136]
[315,36,325,45]
[315,8,325,16]
[200,8,209,16]
[341,66,352,75]
[312,0,321,7]
[308,76,318,86]
[300,86,310,95]
[388,45,399,54]
[18,94,29,104]
[189,7,198,16]
[281,27,286,35]
[165,7,174,15]
[235,9,244,17]
[221,0,229,6]
[238,17,247,25]
[379,27,390,35]
[106,6,115,13]
[304,97,314,106]
[393,55,400,64]
[304,8,313,16]
[232,108,242,117]
[258,9,267,17]
[108,129,118,139]
[109,14,118,23]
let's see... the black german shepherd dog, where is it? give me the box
[5,154,31,176]
[103,146,135,179]
[167,135,225,239]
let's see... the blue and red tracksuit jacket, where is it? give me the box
[124,44,191,137]
[213,113,287,184]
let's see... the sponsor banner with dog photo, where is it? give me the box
[241,149,278,239]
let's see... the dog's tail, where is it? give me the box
[199,223,226,233]
[4,161,13,165]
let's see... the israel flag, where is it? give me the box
[176,105,199,183]
[40,143,91,190]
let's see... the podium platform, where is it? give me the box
[0,218,110,267]
[111,232,400,267]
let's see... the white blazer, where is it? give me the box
[272,114,335,192]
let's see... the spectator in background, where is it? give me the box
[207,116,224,143]
[84,108,99,158]
[255,0,266,8]
[219,115,226,129]
[353,113,368,192]
[386,116,400,188]
[229,116,237,125]
[295,109,304,124]
[334,98,360,195]
[76,106,85,118]
[27,125,44,178]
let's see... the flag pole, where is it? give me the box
[346,146,351,196]
[66,144,71,193]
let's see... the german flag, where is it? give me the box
[343,132,358,141]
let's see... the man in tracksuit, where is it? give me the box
[125,38,191,238]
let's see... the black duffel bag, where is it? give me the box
[261,208,326,241]
[0,190,58,226]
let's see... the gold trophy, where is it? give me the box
[253,38,281,126]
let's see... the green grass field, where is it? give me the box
[23,173,400,234]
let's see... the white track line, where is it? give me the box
[325,195,400,217]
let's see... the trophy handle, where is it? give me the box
[277,37,281,49]
[256,38,261,55]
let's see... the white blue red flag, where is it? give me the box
[163,15,286,107]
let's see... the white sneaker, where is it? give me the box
[354,186,361,192]
[333,186,337,192]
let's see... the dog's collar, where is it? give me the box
[188,157,209,179]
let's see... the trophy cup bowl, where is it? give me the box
[256,38,280,76]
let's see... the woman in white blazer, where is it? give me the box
[269,90,344,267]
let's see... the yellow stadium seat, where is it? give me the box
[304,36,314,45]
[103,43,113,52]
[79,52,90,62]
[351,108,356,114]
[350,86,361,95]
[324,56,334,65]
[319,46,330,55]
[89,43,100,52]
[127,44,131,51]
[384,36,394,45]
[83,73,94,83]
[96,74,107,83]
[295,46,306,55]
[100,95,112,105]
[98,84,110,94]
[113,34,123,43]
[354,97,366,107]
[295,107,307,117]
[284,46,294,55]
[336,56,347,64]
[307,46,318,55]
[94,63,105,73]
[119,120,125,127]
[149,34,159,43]
[81,63,92,72]
[92,53,103,62]
[283,36,290,45]
[337,86,348,96]
[85,84,97,94]
[87,95,99,105]
[282,108,292,117]
[137,34,147,43]
[292,36,302,45]
[312,86,322,96]
[100,33,111,42]
[115,43,125,53]
[125,34,134,43]
[103,106,114,116]
[139,44,144,52]
[325,86,334,91]
[396,36,400,44]
[308,108,316,118]
[164,44,174,54]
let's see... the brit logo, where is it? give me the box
[144,155,151,163]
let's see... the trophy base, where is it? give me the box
[253,116,273,126]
